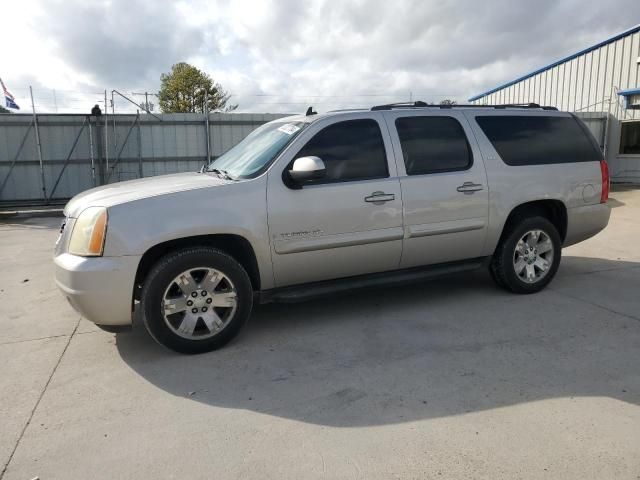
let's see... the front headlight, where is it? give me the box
[68,206,108,256]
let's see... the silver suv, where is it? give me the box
[54,102,611,353]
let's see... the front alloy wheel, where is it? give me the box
[142,247,253,353]
[162,267,238,339]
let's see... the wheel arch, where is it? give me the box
[495,199,568,253]
[133,234,261,301]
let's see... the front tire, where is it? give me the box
[141,247,253,354]
[490,216,561,294]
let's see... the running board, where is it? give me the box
[258,257,489,304]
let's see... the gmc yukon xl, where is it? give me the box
[54,102,611,353]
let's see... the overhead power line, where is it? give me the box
[6,85,464,114]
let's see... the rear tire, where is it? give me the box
[141,247,253,354]
[490,216,561,294]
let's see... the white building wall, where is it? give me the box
[472,29,640,182]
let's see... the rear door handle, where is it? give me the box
[365,191,395,204]
[456,182,484,194]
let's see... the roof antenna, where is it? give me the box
[305,106,317,116]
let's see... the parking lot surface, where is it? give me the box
[1,189,639,480]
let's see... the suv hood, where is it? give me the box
[64,172,231,217]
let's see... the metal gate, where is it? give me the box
[574,112,608,153]
[0,112,286,206]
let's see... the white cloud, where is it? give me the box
[1,0,639,113]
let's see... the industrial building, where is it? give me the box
[470,24,640,183]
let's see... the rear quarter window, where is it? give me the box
[475,115,602,166]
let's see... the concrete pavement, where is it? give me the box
[1,190,639,479]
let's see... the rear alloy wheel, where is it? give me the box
[142,247,252,353]
[512,229,554,284]
[490,216,561,294]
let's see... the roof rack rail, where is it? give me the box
[371,101,558,111]
[371,101,428,111]
[328,108,369,113]
[441,103,558,111]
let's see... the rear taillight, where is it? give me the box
[600,160,609,203]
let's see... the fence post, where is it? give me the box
[88,118,97,186]
[602,112,610,160]
[30,86,47,202]
[137,111,143,178]
[104,89,108,178]
[205,91,211,166]
[110,90,116,173]
[94,116,105,185]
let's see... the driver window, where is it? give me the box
[295,119,388,184]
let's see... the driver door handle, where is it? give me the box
[456,182,484,194]
[365,191,395,204]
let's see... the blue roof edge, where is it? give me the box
[468,23,640,102]
[618,88,640,96]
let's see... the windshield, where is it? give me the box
[207,120,307,179]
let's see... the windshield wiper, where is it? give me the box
[208,168,236,181]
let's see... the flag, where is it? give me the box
[0,78,19,110]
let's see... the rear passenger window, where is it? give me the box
[476,115,602,166]
[295,119,388,184]
[395,116,472,175]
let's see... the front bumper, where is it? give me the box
[54,253,141,326]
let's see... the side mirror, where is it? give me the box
[288,156,326,184]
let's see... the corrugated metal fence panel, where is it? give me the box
[574,112,608,151]
[0,112,287,202]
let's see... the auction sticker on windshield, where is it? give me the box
[277,123,301,135]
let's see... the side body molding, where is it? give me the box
[274,227,404,254]
[405,218,486,239]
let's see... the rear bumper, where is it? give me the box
[564,203,611,247]
[54,253,141,326]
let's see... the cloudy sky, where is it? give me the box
[2,0,640,113]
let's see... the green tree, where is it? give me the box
[158,62,237,113]
[439,99,457,106]
[0,105,10,113]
